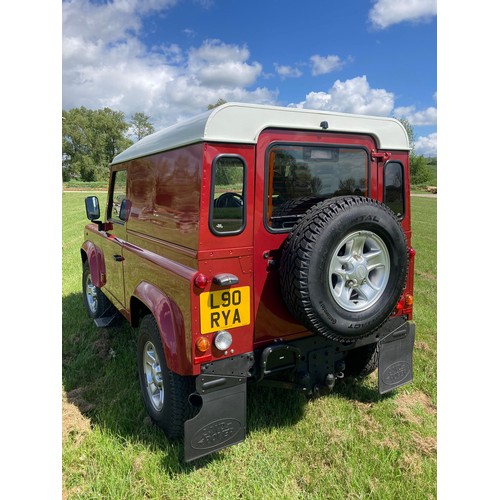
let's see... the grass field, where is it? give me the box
[62,192,437,499]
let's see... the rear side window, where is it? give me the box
[384,161,404,218]
[210,156,246,235]
[109,169,127,222]
[267,145,368,230]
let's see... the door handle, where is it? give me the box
[113,255,124,262]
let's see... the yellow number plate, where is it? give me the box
[200,286,250,334]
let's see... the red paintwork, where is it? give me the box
[132,281,193,374]
[81,239,106,287]
[82,127,413,377]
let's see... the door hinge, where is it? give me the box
[371,150,391,162]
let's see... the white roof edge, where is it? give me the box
[112,102,410,165]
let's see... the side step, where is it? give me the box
[93,308,121,328]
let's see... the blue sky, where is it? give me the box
[62,0,437,155]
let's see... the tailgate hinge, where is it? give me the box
[371,150,391,162]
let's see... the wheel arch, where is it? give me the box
[81,241,106,288]
[130,281,192,376]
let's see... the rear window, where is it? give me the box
[266,145,368,230]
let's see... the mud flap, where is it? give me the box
[184,374,247,462]
[378,321,415,394]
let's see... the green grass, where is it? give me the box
[64,180,109,190]
[62,192,437,499]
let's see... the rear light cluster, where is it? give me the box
[394,247,415,315]
[195,329,233,355]
[396,294,414,312]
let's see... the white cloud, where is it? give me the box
[414,132,437,156]
[394,105,437,126]
[188,40,262,87]
[62,0,177,42]
[310,54,343,76]
[62,1,275,128]
[369,0,437,29]
[62,0,436,141]
[295,76,394,116]
[274,64,303,79]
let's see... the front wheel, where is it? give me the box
[137,315,195,439]
[82,260,112,319]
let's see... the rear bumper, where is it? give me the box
[184,318,415,462]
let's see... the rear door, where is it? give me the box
[253,129,378,346]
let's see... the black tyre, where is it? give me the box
[344,343,379,378]
[137,315,195,439]
[82,260,112,319]
[280,196,408,342]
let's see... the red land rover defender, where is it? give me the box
[81,103,415,462]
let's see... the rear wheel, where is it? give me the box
[344,343,379,378]
[137,314,195,439]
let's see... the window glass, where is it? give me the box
[267,145,368,229]
[211,157,245,234]
[384,162,404,218]
[110,170,127,221]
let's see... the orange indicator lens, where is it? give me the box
[196,337,210,353]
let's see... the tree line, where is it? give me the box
[62,104,435,186]
[398,118,436,186]
[62,107,154,181]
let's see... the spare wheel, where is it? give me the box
[280,196,408,342]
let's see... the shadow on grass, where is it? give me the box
[63,291,393,471]
[334,376,395,405]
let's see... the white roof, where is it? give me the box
[112,102,410,165]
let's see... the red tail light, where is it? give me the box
[194,273,208,289]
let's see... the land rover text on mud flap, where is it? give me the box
[82,103,416,462]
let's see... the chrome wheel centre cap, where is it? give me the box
[328,231,390,312]
[354,263,368,280]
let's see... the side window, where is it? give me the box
[384,161,404,218]
[109,169,127,221]
[210,156,245,235]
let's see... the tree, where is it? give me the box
[130,112,155,141]
[208,98,227,110]
[62,107,133,181]
[409,155,433,185]
[397,118,415,151]
[396,117,433,186]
